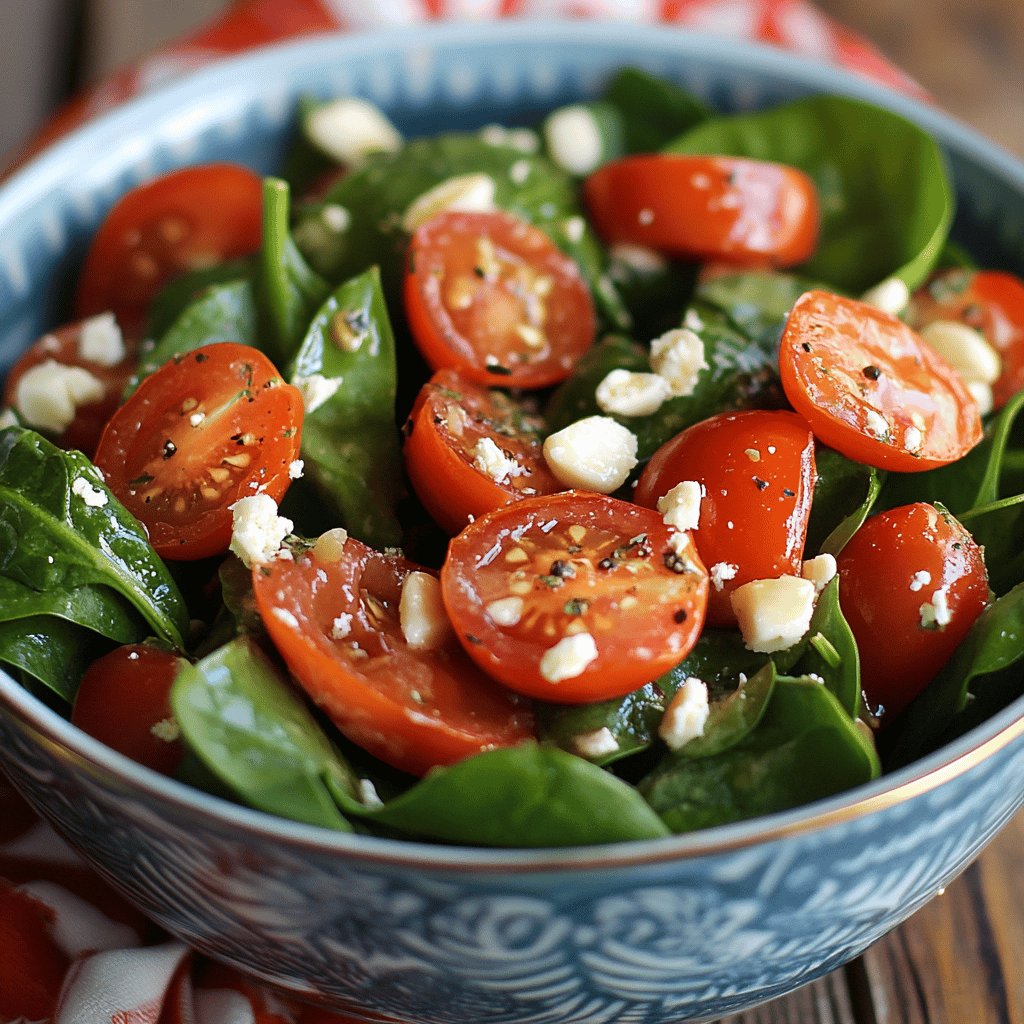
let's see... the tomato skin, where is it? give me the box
[584,155,819,267]
[95,344,303,560]
[253,538,534,777]
[441,491,709,703]
[634,410,816,627]
[404,369,563,535]
[779,290,982,471]
[72,643,189,775]
[75,163,263,334]
[404,210,596,388]
[908,269,1024,409]
[836,503,988,720]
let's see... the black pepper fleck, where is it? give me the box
[862,365,881,381]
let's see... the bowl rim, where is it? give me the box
[0,18,1022,872]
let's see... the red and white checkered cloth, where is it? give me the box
[1,2,921,1021]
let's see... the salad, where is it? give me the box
[1,69,1023,848]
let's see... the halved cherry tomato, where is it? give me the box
[75,164,263,335]
[584,155,819,267]
[0,882,67,1023]
[779,290,982,471]
[441,491,708,703]
[836,502,989,720]
[1,316,133,456]
[404,369,563,534]
[404,210,596,388]
[94,344,303,560]
[634,410,817,627]
[908,268,1024,409]
[72,643,189,775]
[253,537,534,777]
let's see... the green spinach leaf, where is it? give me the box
[144,258,253,342]
[0,615,96,702]
[810,448,884,557]
[602,67,710,153]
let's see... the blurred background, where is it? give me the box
[1,0,1022,161]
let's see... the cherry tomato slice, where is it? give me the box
[404,210,596,388]
[779,290,982,471]
[584,155,819,267]
[2,316,133,456]
[71,643,189,775]
[75,163,263,335]
[253,537,534,777]
[95,344,303,560]
[836,502,988,721]
[441,491,709,703]
[909,269,1024,409]
[634,410,817,627]
[404,369,563,535]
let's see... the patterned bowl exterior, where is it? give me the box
[0,22,1023,1024]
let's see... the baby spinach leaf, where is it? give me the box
[0,429,188,650]
[287,267,403,548]
[602,67,710,154]
[810,448,883,557]
[279,95,339,195]
[334,743,669,847]
[666,96,953,292]
[0,615,96,702]
[659,628,770,699]
[144,258,253,343]
[172,636,358,831]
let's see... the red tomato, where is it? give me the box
[584,155,819,267]
[72,644,189,775]
[75,164,263,335]
[404,369,563,534]
[779,290,982,471]
[94,344,303,560]
[1,316,133,456]
[908,269,1024,409]
[0,882,67,1023]
[440,491,709,703]
[836,502,989,720]
[404,210,596,388]
[253,537,534,777]
[634,410,817,627]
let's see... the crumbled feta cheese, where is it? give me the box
[71,476,108,508]
[608,243,667,276]
[543,416,638,493]
[967,381,994,417]
[402,173,497,232]
[595,369,670,417]
[358,778,384,808]
[865,409,890,441]
[78,312,125,366]
[331,613,353,640]
[563,215,586,243]
[649,328,708,398]
[731,575,817,654]
[271,607,300,629]
[909,570,932,592]
[293,373,342,414]
[472,436,523,483]
[150,717,180,743]
[399,571,453,651]
[920,587,953,630]
[486,596,524,627]
[657,481,702,532]
[709,561,739,592]
[801,553,837,594]
[658,677,710,750]
[321,204,351,233]
[861,277,910,316]
[543,105,603,176]
[919,320,1001,385]
[229,494,293,568]
[288,459,304,480]
[509,159,532,185]
[479,124,539,153]
[189,412,206,427]
[306,97,402,166]
[313,527,349,563]
[539,632,599,683]
[15,361,104,434]
[684,308,705,333]
[904,425,924,454]
[573,726,620,759]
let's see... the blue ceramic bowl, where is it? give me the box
[0,22,1022,1024]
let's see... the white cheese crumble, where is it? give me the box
[399,571,452,651]
[539,632,599,683]
[479,124,539,153]
[904,425,924,454]
[306,97,402,166]
[71,476,108,508]
[684,308,705,333]
[189,412,206,427]
[865,409,890,441]
[731,575,817,654]
[358,778,384,808]
[15,361,104,434]
[919,320,1001,385]
[472,436,523,483]
[709,561,739,592]
[331,613,353,640]
[229,494,293,569]
[542,416,638,493]
[271,607,299,629]
[150,717,180,743]
[800,553,837,594]
[608,242,667,276]
[509,159,532,185]
[288,459,305,480]
[658,677,710,750]
[909,569,932,592]
[402,173,497,232]
[563,215,586,244]
[293,373,342,414]
[78,312,126,366]
[649,328,708,398]
[573,726,620,759]
[485,596,524,627]
[920,587,953,630]
[860,277,911,316]
[321,204,351,233]
[595,369,670,417]
[543,105,604,176]
[657,480,702,532]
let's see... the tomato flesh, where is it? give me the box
[254,537,534,777]
[836,502,989,720]
[441,492,709,702]
[95,344,303,560]
[634,410,817,627]
[404,210,596,388]
[779,290,982,471]
[584,154,819,267]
